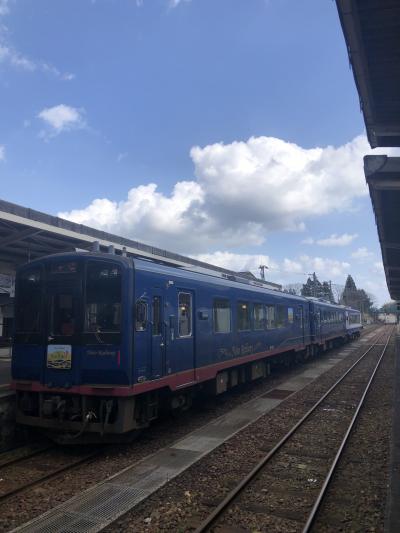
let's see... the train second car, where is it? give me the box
[11,252,362,442]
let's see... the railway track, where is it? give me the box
[0,443,55,469]
[0,326,382,532]
[0,445,101,504]
[193,326,393,533]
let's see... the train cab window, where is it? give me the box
[135,300,148,331]
[237,302,251,331]
[275,305,286,328]
[349,314,360,325]
[254,304,266,330]
[152,297,162,335]
[15,267,42,340]
[178,292,192,337]
[213,299,231,333]
[85,262,122,339]
[266,305,275,329]
[49,293,75,336]
[288,307,294,324]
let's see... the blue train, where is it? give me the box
[11,251,362,441]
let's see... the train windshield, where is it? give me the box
[15,258,123,346]
[15,267,43,342]
[84,261,121,344]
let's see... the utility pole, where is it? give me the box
[259,265,268,281]
[308,273,315,297]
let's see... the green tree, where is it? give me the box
[301,273,331,300]
[379,301,397,314]
[340,275,374,313]
[321,281,335,303]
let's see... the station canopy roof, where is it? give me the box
[365,156,400,300]
[0,198,282,290]
[336,0,400,301]
[336,0,400,148]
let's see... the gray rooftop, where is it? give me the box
[0,198,281,290]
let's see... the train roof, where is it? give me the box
[132,256,307,302]
[17,251,361,313]
[17,251,303,303]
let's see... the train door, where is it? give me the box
[43,285,81,387]
[150,291,166,379]
[315,308,322,342]
[298,305,305,345]
[164,289,195,383]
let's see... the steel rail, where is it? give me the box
[0,451,101,503]
[0,444,54,469]
[194,326,390,533]
[302,326,393,532]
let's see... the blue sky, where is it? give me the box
[0,0,392,305]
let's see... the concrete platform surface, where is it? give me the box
[0,347,11,358]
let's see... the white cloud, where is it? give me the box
[38,105,85,137]
[297,255,350,279]
[193,251,278,274]
[0,145,5,161]
[301,237,314,245]
[117,152,128,163]
[169,0,191,7]
[191,251,350,285]
[315,233,358,247]
[0,4,74,80]
[0,0,10,16]
[372,261,384,273]
[351,247,374,260]
[59,134,383,253]
[282,258,304,274]
[0,43,74,79]
[192,250,390,305]
[0,44,35,71]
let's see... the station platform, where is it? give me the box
[387,326,400,532]
[0,353,11,390]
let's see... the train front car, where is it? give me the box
[12,252,135,442]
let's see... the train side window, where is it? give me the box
[275,305,286,328]
[135,300,147,331]
[266,305,275,329]
[178,292,192,337]
[152,296,162,335]
[237,302,251,331]
[288,307,294,324]
[254,303,266,330]
[213,299,231,333]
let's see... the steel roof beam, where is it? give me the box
[0,228,42,248]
